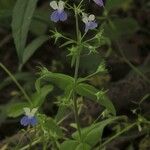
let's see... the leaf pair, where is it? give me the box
[37,68,116,116]
[61,117,125,149]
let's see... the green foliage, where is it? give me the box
[11,0,49,69]
[38,114,63,139]
[22,35,49,66]
[7,102,29,117]
[12,0,38,61]
[0,0,147,149]
[76,83,116,115]
[37,67,74,90]
[31,85,53,107]
[72,117,123,147]
[60,140,91,150]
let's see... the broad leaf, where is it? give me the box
[37,68,74,90]
[7,102,29,117]
[76,83,98,100]
[76,83,116,115]
[60,140,91,150]
[38,115,63,138]
[72,117,123,147]
[22,35,49,67]
[31,85,53,107]
[12,0,38,62]
[60,140,79,150]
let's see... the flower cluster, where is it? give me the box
[49,0,104,32]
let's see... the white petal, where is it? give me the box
[89,14,95,21]
[58,0,65,11]
[23,107,31,116]
[50,1,58,10]
[82,13,89,23]
[31,108,38,116]
[82,17,88,23]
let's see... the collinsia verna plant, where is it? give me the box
[10,0,141,149]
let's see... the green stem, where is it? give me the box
[72,5,82,140]
[0,63,32,105]
[99,122,137,149]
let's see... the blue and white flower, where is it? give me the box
[93,0,104,7]
[50,0,67,22]
[20,107,38,126]
[82,14,98,32]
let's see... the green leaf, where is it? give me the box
[60,140,91,150]
[72,117,122,147]
[12,0,38,62]
[55,106,71,122]
[96,91,116,115]
[76,83,116,115]
[76,143,91,150]
[76,83,98,100]
[60,140,79,150]
[38,115,63,138]
[31,85,53,107]
[60,40,75,48]
[38,68,74,90]
[7,102,29,117]
[22,35,49,66]
[30,10,50,35]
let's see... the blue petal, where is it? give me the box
[93,0,104,7]
[20,116,30,126]
[51,11,60,22]
[85,21,98,32]
[59,11,67,21]
[29,117,37,126]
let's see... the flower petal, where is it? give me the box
[29,117,37,126]
[58,0,65,11]
[82,16,89,23]
[51,10,60,22]
[59,11,67,21]
[85,21,98,32]
[93,0,104,7]
[89,14,95,21]
[20,116,30,126]
[30,108,38,116]
[23,107,31,116]
[50,1,58,10]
